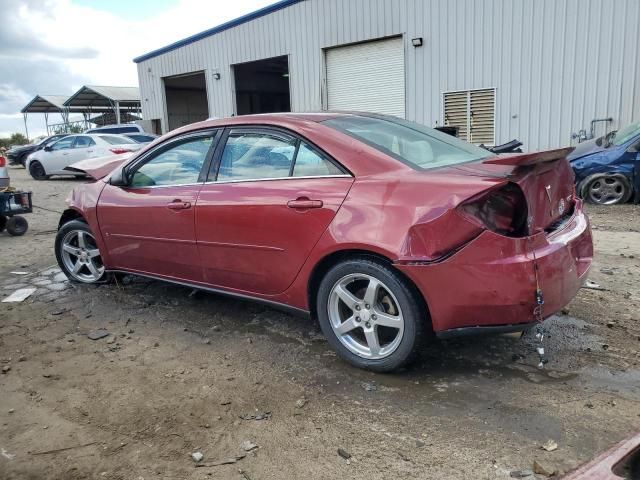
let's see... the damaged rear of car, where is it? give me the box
[323,114,593,344]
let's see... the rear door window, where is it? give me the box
[216,131,296,181]
[212,128,347,182]
[99,135,137,145]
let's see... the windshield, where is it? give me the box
[611,121,640,146]
[322,114,494,170]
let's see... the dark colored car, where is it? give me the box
[6,134,69,166]
[568,121,640,205]
[55,113,593,372]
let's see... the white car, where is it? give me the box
[26,134,143,180]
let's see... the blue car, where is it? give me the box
[568,121,640,205]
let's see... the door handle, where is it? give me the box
[87,150,93,153]
[287,197,323,209]
[166,200,192,210]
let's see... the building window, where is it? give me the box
[443,88,495,145]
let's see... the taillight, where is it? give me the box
[0,156,5,167]
[109,148,132,154]
[458,183,529,237]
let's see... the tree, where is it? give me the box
[53,124,83,134]
[0,133,30,149]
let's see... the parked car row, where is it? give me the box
[5,125,158,180]
[26,134,148,180]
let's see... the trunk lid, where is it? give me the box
[487,148,576,233]
[453,148,576,233]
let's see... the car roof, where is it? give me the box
[169,112,376,137]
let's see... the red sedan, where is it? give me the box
[55,113,593,371]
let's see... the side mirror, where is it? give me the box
[109,168,128,187]
[44,145,52,152]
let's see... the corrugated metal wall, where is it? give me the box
[136,0,640,150]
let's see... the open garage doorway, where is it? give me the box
[164,71,209,131]
[233,55,290,115]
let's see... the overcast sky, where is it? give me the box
[0,0,275,139]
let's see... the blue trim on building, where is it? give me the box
[133,0,304,63]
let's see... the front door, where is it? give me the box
[97,131,219,282]
[196,127,354,295]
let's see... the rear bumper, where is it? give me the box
[396,201,593,333]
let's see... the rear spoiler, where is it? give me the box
[483,147,575,166]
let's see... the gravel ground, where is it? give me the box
[1,165,639,480]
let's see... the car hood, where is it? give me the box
[64,153,133,180]
[8,144,37,154]
[566,138,606,161]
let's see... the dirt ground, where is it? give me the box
[1,165,639,480]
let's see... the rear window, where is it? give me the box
[99,135,137,145]
[127,134,156,143]
[322,114,494,170]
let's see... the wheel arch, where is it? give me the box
[58,208,86,229]
[307,248,431,326]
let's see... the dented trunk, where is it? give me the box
[485,147,576,234]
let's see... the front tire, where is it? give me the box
[29,161,49,180]
[55,220,109,283]
[316,258,426,372]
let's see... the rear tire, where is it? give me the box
[0,215,6,232]
[29,161,49,180]
[316,257,427,372]
[6,216,28,236]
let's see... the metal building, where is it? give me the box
[134,0,640,151]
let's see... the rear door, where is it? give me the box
[70,135,97,163]
[195,127,354,295]
[97,130,220,282]
[45,136,76,173]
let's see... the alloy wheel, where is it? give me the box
[327,273,404,359]
[588,177,626,205]
[60,230,105,282]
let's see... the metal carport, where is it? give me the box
[63,86,141,126]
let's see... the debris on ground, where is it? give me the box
[241,441,258,452]
[2,365,11,374]
[191,452,204,462]
[541,439,558,452]
[533,459,557,477]
[295,398,308,409]
[87,329,110,340]
[239,411,271,421]
[510,469,533,478]
[9,271,29,275]
[600,267,614,275]
[362,382,377,392]
[2,287,37,303]
[337,448,352,460]
[1,448,16,460]
[195,454,246,468]
[582,280,607,291]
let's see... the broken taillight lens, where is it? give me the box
[458,183,529,237]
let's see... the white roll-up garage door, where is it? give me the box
[325,37,405,118]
